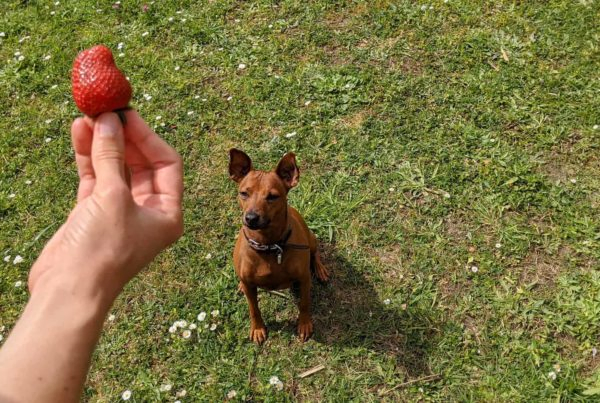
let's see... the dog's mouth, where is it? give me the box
[243,218,270,230]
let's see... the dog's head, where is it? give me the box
[228,148,299,230]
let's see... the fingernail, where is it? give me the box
[96,115,117,138]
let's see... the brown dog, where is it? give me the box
[229,149,329,344]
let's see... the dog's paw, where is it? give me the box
[297,319,313,342]
[249,325,268,344]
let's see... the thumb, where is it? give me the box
[91,113,126,188]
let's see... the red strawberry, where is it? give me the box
[71,45,132,117]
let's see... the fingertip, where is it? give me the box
[71,117,87,134]
[71,117,93,154]
[83,116,94,129]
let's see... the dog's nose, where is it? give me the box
[245,212,260,227]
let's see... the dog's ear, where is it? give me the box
[276,152,300,189]
[229,148,252,183]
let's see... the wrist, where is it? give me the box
[30,263,119,316]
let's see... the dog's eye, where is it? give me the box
[239,191,249,199]
[266,194,279,202]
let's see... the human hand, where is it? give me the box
[28,110,183,305]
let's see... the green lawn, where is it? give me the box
[1,0,600,401]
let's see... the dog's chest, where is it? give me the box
[243,260,293,290]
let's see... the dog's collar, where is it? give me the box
[243,228,308,264]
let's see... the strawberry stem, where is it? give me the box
[114,107,131,125]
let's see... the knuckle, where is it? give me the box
[98,183,130,203]
[94,148,123,162]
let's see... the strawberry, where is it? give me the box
[71,45,132,117]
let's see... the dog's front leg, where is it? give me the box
[240,282,267,344]
[297,276,313,341]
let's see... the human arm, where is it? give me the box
[0,111,183,402]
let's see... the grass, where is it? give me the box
[1,0,599,401]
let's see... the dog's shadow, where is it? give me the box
[307,244,440,378]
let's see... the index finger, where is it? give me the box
[122,110,183,203]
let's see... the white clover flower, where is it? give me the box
[548,371,557,380]
[45,138,52,143]
[121,390,132,400]
[227,390,237,399]
[117,42,124,50]
[238,63,246,70]
[269,376,283,391]
[108,314,116,322]
[45,119,52,124]
[0,33,5,37]
[388,187,395,192]
[211,310,219,317]
[144,94,152,101]
[44,55,51,61]
[159,383,172,392]
[197,312,207,321]
[210,323,217,331]
[189,323,197,330]
[175,320,187,328]
[205,253,212,259]
[18,55,25,61]
[13,255,24,264]
[570,178,577,184]
[174,66,180,71]
[383,298,391,305]
[168,17,174,22]
[495,243,502,249]
[3,256,10,262]
[168,326,177,333]
[182,330,192,339]
[14,281,22,288]
[471,266,479,273]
